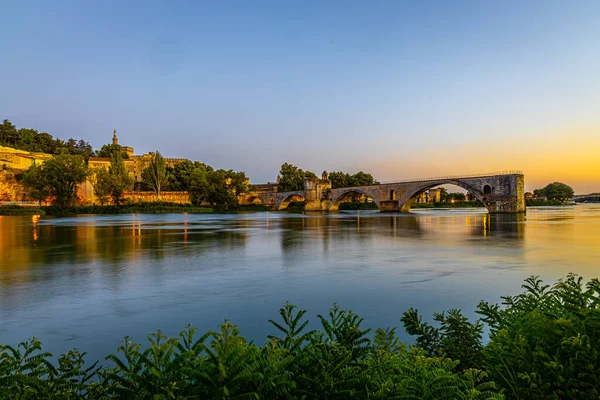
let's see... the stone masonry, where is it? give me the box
[246,173,526,214]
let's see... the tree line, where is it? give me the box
[0,273,598,399]
[275,162,379,192]
[0,120,135,161]
[1,120,94,160]
[0,120,250,210]
[18,148,247,211]
[21,149,248,211]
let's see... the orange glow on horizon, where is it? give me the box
[364,124,600,193]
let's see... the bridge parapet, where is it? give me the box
[378,170,524,185]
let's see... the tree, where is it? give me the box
[188,165,209,205]
[328,170,379,188]
[448,192,465,201]
[226,170,248,197]
[328,171,348,188]
[39,154,88,209]
[206,169,232,207]
[277,163,316,192]
[107,149,133,205]
[348,171,378,187]
[173,160,196,190]
[21,164,49,206]
[0,119,18,146]
[91,168,111,205]
[188,167,247,208]
[534,182,574,200]
[96,143,129,159]
[75,140,95,161]
[90,148,133,206]
[142,151,169,197]
[169,160,211,191]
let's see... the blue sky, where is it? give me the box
[2,0,599,191]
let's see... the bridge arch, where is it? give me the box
[399,179,489,213]
[277,192,306,210]
[248,196,262,205]
[329,188,380,211]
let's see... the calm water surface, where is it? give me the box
[1,206,600,362]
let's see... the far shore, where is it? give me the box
[0,199,583,217]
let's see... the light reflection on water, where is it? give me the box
[1,205,599,362]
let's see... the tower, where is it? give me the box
[112,129,119,145]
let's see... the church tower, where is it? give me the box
[112,129,119,145]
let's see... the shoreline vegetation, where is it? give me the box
[0,199,579,216]
[525,198,571,207]
[1,274,598,399]
[0,202,214,216]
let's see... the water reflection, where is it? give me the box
[0,207,599,363]
[0,212,529,292]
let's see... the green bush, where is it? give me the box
[1,303,503,399]
[477,274,600,399]
[1,275,598,399]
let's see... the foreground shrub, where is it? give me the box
[0,305,502,399]
[477,274,600,399]
[3,274,597,399]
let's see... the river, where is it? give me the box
[1,205,599,362]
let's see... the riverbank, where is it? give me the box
[0,202,214,216]
[411,200,483,209]
[0,204,46,215]
[0,199,578,216]
[525,198,571,206]
[0,274,596,399]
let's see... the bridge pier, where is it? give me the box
[379,200,399,212]
[304,177,332,211]
[305,200,328,211]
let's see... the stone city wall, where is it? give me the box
[0,145,53,170]
[0,169,26,202]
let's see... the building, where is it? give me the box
[111,129,134,157]
[416,188,442,203]
[0,146,55,203]
[81,130,189,203]
[0,130,193,204]
[87,130,186,182]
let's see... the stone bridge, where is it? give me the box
[241,171,525,213]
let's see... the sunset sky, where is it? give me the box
[2,0,599,193]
